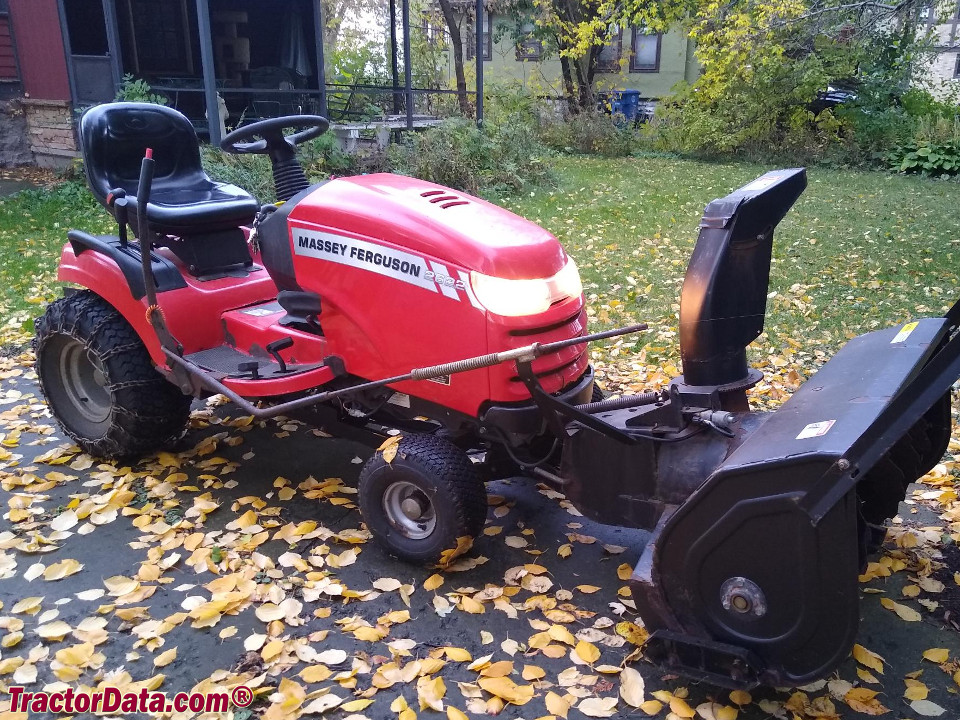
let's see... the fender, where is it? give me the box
[58,243,166,365]
[57,242,278,367]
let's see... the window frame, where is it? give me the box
[467,11,493,61]
[515,21,541,61]
[629,27,661,73]
[596,26,623,73]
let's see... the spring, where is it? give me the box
[273,159,310,202]
[575,391,662,414]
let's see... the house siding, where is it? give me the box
[477,18,695,99]
[8,0,70,101]
[0,14,18,81]
[5,0,76,167]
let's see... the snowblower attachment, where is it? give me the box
[553,169,959,687]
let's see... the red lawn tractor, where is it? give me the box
[35,103,960,688]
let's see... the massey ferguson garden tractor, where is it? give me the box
[34,103,960,687]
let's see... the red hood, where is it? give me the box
[287,173,568,279]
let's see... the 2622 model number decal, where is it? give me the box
[424,270,466,290]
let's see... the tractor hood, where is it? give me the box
[286,174,568,279]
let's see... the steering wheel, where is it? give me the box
[220,115,329,161]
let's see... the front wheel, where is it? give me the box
[35,291,192,458]
[358,434,487,565]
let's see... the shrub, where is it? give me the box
[201,134,361,203]
[887,139,960,177]
[537,110,639,157]
[388,117,554,196]
[115,75,168,106]
[836,105,915,159]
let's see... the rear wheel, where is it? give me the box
[35,291,192,458]
[358,434,487,564]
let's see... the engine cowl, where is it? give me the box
[287,174,567,279]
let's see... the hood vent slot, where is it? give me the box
[420,189,470,209]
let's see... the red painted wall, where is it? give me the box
[0,16,17,80]
[8,0,69,100]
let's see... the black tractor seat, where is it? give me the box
[118,184,258,236]
[80,103,259,237]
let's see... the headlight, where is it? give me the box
[470,258,583,317]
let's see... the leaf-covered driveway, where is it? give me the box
[0,349,958,720]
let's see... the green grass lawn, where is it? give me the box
[0,182,111,339]
[1,157,958,394]
[500,156,960,395]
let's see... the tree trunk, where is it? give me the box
[559,55,578,114]
[575,58,592,109]
[437,0,471,114]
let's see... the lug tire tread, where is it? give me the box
[35,291,191,458]
[358,433,487,564]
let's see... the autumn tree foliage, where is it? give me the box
[654,0,946,155]
[433,0,947,148]
[505,0,691,110]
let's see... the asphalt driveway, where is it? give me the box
[0,348,958,720]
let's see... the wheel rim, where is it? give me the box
[55,336,111,424]
[382,480,436,540]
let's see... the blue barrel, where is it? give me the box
[614,90,641,121]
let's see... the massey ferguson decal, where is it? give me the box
[292,227,481,307]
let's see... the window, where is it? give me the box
[630,28,661,72]
[420,16,445,47]
[596,26,622,73]
[467,12,492,61]
[925,1,960,42]
[954,53,960,78]
[516,21,541,61]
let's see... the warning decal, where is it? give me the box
[796,419,836,440]
[890,321,918,344]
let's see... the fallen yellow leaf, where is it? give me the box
[424,573,444,591]
[154,647,177,667]
[922,648,949,664]
[379,435,401,464]
[879,597,922,622]
[477,676,534,705]
[852,644,885,674]
[575,639,601,664]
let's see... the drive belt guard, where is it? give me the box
[633,314,960,687]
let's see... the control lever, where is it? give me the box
[238,361,260,380]
[266,337,294,373]
[106,188,128,246]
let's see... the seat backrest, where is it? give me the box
[79,102,211,208]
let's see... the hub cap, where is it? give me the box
[58,338,111,423]
[382,481,436,540]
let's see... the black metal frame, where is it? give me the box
[68,0,487,144]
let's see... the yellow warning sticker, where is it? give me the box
[891,321,918,344]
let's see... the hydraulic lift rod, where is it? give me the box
[163,323,648,421]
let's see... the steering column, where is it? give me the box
[220,115,329,202]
